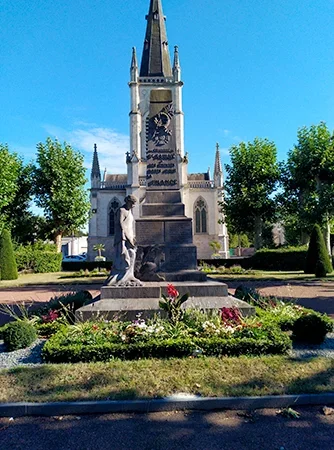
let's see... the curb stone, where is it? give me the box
[0,393,333,417]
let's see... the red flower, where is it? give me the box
[167,284,179,298]
[92,324,99,331]
[221,307,241,325]
[41,309,59,323]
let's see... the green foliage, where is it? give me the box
[304,225,333,276]
[0,144,22,230]
[33,251,62,273]
[3,321,37,351]
[222,138,280,249]
[229,234,250,248]
[42,328,291,363]
[279,123,334,242]
[292,313,332,344]
[159,285,189,325]
[43,291,93,323]
[249,246,308,271]
[234,285,260,304]
[0,229,18,280]
[14,242,62,273]
[33,138,90,250]
[35,320,67,338]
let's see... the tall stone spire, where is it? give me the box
[91,143,101,188]
[214,143,223,188]
[140,0,172,78]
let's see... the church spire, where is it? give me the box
[140,0,172,78]
[91,143,101,188]
[214,143,223,188]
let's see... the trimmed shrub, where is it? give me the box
[0,229,18,280]
[61,260,113,272]
[15,243,62,273]
[35,320,66,338]
[199,246,312,272]
[3,321,37,351]
[42,327,291,363]
[292,313,331,344]
[33,251,62,273]
[304,225,333,276]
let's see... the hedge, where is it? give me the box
[198,246,328,271]
[42,329,291,363]
[61,261,113,272]
[0,229,18,280]
[15,247,62,273]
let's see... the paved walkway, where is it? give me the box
[0,279,333,324]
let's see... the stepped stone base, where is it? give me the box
[77,280,255,322]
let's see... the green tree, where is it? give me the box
[93,243,105,258]
[305,224,333,277]
[33,138,90,252]
[0,229,18,280]
[222,138,280,249]
[0,144,22,230]
[279,123,334,251]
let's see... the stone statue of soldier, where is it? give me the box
[105,195,143,286]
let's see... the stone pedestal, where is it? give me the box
[77,280,255,322]
[136,190,203,281]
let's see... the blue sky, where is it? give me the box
[1,0,334,177]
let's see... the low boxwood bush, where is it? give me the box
[42,326,291,363]
[292,313,333,344]
[35,320,67,338]
[3,321,37,351]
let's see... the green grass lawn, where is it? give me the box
[0,356,332,403]
[208,271,334,282]
[0,272,105,288]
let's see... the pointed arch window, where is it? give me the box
[194,198,208,234]
[109,198,121,236]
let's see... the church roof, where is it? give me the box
[105,174,127,183]
[140,0,172,78]
[188,173,210,181]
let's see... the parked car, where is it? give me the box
[62,254,86,262]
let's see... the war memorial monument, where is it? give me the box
[79,0,253,320]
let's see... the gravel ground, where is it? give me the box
[0,334,333,370]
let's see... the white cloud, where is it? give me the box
[44,123,129,174]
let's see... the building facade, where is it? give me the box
[88,0,229,261]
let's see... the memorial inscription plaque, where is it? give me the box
[146,90,179,191]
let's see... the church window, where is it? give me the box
[109,198,121,236]
[194,198,208,233]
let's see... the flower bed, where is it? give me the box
[42,317,291,363]
[1,285,333,364]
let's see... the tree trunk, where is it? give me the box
[55,233,62,253]
[254,216,263,250]
[323,219,331,255]
[301,231,309,246]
